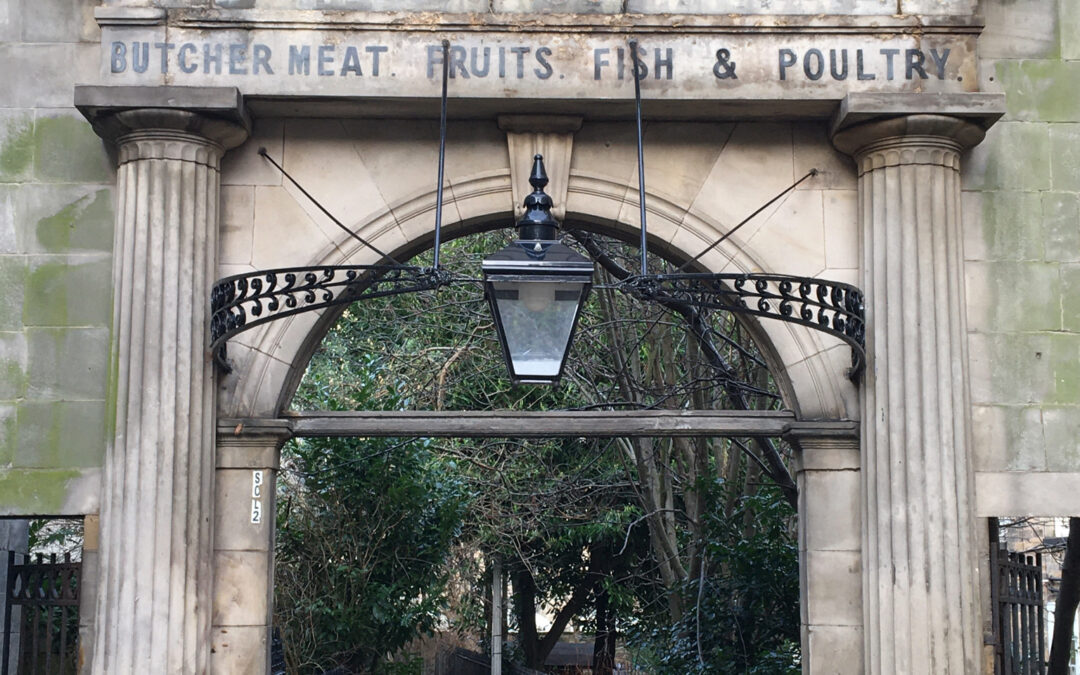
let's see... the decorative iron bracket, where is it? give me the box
[210,265,452,372]
[621,273,866,381]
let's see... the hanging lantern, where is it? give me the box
[482,155,594,385]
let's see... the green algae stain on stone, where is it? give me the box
[0,469,81,514]
[33,115,111,184]
[36,189,113,253]
[0,405,15,466]
[0,115,33,181]
[14,401,106,469]
[23,258,112,327]
[1048,333,1080,405]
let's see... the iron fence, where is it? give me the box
[992,546,1046,675]
[2,552,80,675]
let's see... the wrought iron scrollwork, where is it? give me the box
[621,273,866,381]
[210,265,452,372]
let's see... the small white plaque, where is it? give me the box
[252,470,264,498]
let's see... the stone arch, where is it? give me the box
[216,159,857,423]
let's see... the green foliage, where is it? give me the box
[630,481,800,674]
[275,357,467,673]
[283,231,798,672]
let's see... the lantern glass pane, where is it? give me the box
[491,281,585,379]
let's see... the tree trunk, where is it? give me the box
[514,568,540,670]
[1048,517,1080,675]
[592,583,615,675]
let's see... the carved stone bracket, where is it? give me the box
[499,114,582,220]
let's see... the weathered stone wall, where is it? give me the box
[965,0,1080,516]
[102,0,977,17]
[2,0,1078,518]
[0,0,113,514]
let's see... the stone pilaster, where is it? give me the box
[791,437,862,675]
[84,102,248,674]
[211,427,289,675]
[833,115,985,674]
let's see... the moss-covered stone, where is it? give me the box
[22,256,111,327]
[0,468,82,514]
[33,113,111,184]
[0,404,15,466]
[0,111,33,183]
[997,60,1080,123]
[979,191,1044,261]
[964,122,1051,191]
[0,331,27,401]
[34,188,113,253]
[0,256,27,331]
[14,400,105,469]
[26,327,108,400]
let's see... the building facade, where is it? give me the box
[0,0,1078,673]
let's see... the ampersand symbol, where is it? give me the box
[713,48,738,79]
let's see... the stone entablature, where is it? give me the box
[93,7,981,107]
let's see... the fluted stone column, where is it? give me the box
[833,115,986,674]
[82,100,248,674]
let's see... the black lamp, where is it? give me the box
[482,155,594,385]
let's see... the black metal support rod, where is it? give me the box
[433,39,450,270]
[629,39,648,276]
[674,168,819,273]
[257,148,399,265]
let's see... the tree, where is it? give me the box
[286,229,800,672]
[1049,518,1080,675]
[274,344,466,673]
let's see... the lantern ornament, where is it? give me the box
[482,155,595,385]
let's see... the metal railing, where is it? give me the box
[992,547,1046,675]
[2,552,80,675]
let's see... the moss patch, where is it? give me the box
[0,257,27,331]
[14,400,106,469]
[22,257,111,327]
[0,468,81,514]
[33,115,111,184]
[997,60,1080,123]
[35,189,113,253]
[0,113,33,181]
[966,122,1051,191]
[0,405,15,465]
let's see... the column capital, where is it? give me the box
[833,111,989,157]
[74,85,251,152]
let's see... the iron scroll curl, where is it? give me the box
[209,265,453,373]
[620,272,866,381]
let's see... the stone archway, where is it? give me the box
[207,117,864,672]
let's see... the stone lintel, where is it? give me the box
[93,6,166,26]
[74,85,251,147]
[974,472,1080,517]
[830,92,1005,139]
